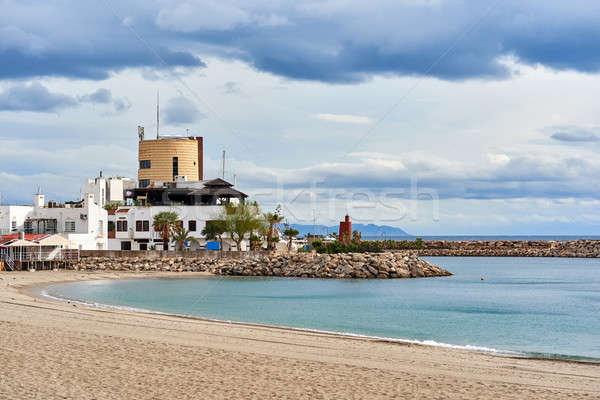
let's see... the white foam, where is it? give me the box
[37,287,515,356]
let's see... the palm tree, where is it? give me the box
[283,227,299,251]
[220,201,263,251]
[264,206,284,250]
[172,227,197,251]
[153,211,179,250]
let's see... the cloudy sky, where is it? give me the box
[1,0,600,234]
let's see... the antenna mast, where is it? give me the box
[221,150,226,180]
[156,90,160,139]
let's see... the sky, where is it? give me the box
[1,0,600,235]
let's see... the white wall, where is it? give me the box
[0,195,108,250]
[0,205,32,235]
[106,205,251,251]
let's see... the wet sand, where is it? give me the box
[1,270,599,399]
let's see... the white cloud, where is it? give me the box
[487,153,510,166]
[313,113,374,124]
[156,1,250,32]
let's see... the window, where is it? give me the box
[117,220,128,232]
[139,179,150,188]
[188,220,196,231]
[136,220,150,232]
[44,220,57,234]
[24,220,33,234]
[139,243,147,251]
[65,221,76,233]
[172,157,179,178]
[120,241,131,250]
[11,221,16,232]
[139,160,151,169]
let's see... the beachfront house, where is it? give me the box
[107,178,248,251]
[0,190,108,250]
[0,232,79,270]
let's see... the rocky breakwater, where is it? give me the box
[413,240,600,258]
[74,252,451,279]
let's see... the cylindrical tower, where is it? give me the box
[137,137,203,187]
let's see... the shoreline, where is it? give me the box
[2,270,600,399]
[31,273,599,364]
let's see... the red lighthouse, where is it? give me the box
[339,215,352,243]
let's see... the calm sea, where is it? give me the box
[363,235,600,241]
[40,257,600,360]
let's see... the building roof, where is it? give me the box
[0,233,71,248]
[37,235,72,247]
[0,233,47,241]
[203,178,233,188]
[188,186,248,198]
[3,239,40,247]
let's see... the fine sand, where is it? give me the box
[1,271,599,399]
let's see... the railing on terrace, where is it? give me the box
[1,249,79,262]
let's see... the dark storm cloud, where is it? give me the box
[0,82,77,112]
[154,0,600,83]
[0,84,131,113]
[551,130,600,142]
[2,1,600,83]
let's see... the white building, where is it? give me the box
[108,178,248,251]
[85,173,135,208]
[0,190,108,250]
[108,204,226,250]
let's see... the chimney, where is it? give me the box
[196,137,203,180]
[34,188,45,208]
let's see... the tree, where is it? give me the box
[219,202,263,251]
[263,205,284,250]
[249,234,262,251]
[283,227,299,251]
[202,220,226,252]
[172,227,197,251]
[153,211,179,250]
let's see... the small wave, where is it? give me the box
[37,288,513,356]
[37,287,599,362]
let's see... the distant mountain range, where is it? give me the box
[285,223,411,237]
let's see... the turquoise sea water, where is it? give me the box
[40,257,600,360]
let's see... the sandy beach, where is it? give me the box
[0,271,598,399]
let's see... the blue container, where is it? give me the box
[206,241,220,250]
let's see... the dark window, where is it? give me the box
[139,179,150,188]
[139,243,148,251]
[188,220,196,231]
[117,220,128,232]
[136,220,150,232]
[139,160,151,169]
[24,220,34,234]
[172,157,179,178]
[120,241,131,250]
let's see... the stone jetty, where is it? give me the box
[73,252,451,279]
[411,240,600,258]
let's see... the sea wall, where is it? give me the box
[410,240,600,258]
[73,252,452,279]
